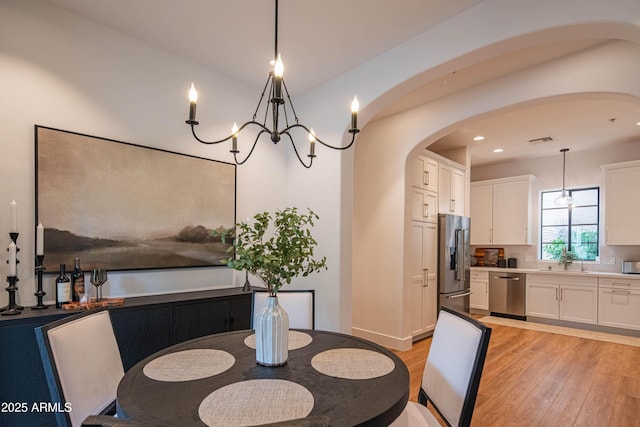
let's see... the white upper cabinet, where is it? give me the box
[470,175,534,245]
[602,160,640,245]
[411,156,438,192]
[438,163,465,216]
[469,183,493,244]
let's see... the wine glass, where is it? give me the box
[90,268,108,301]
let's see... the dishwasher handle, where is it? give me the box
[493,276,521,280]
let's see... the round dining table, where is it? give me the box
[116,329,410,426]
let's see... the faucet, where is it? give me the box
[580,259,587,272]
[559,247,573,270]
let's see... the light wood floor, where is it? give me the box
[391,321,640,426]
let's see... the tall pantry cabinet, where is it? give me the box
[410,156,438,338]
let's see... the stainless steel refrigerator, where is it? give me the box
[437,214,471,314]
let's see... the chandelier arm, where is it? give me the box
[253,75,273,122]
[233,130,268,165]
[281,79,299,124]
[283,132,313,169]
[190,122,270,145]
[281,123,358,151]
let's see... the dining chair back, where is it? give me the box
[35,308,125,427]
[390,307,491,427]
[252,289,315,329]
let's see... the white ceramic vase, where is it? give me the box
[255,295,289,366]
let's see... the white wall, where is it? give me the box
[0,1,288,308]
[471,140,640,272]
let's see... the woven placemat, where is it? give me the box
[311,348,395,380]
[143,349,235,382]
[244,330,313,350]
[198,379,314,426]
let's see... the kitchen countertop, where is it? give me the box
[470,266,638,279]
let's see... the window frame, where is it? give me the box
[539,187,600,262]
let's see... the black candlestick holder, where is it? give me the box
[32,255,47,310]
[2,232,23,313]
[1,276,21,316]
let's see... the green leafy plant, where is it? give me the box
[222,207,327,296]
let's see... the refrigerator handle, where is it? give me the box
[455,228,465,281]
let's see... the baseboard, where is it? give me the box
[527,316,640,338]
[351,327,413,351]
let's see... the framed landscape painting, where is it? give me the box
[35,126,236,272]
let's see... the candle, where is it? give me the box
[8,241,17,276]
[308,128,316,157]
[350,96,359,130]
[231,122,239,153]
[273,54,284,99]
[10,200,17,232]
[36,222,44,255]
[188,83,198,122]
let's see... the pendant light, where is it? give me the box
[555,148,574,206]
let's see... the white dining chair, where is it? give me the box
[252,289,315,329]
[35,308,125,427]
[390,307,491,427]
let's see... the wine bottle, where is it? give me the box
[55,264,71,308]
[72,257,85,302]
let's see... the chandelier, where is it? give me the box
[185,0,360,168]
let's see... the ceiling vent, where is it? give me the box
[528,136,555,144]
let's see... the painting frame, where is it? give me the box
[35,125,236,273]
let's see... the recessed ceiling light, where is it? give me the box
[473,136,485,141]
[493,148,504,153]
[636,121,640,126]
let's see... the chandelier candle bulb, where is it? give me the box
[36,222,44,256]
[273,54,284,99]
[351,96,359,130]
[231,123,239,153]
[188,83,198,122]
[309,128,316,157]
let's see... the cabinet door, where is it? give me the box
[410,187,437,223]
[423,224,438,331]
[410,222,437,336]
[598,288,640,330]
[172,299,229,344]
[470,279,489,310]
[450,168,465,215]
[440,166,465,215]
[493,179,531,244]
[470,184,493,245]
[412,157,438,191]
[425,158,438,192]
[526,282,559,319]
[438,166,451,213]
[410,222,426,336]
[111,307,172,370]
[559,284,598,325]
[604,163,640,245]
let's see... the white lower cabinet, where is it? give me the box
[526,274,598,325]
[470,270,489,311]
[410,221,438,337]
[598,278,640,331]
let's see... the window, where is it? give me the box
[540,187,599,261]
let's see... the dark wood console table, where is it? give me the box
[0,287,251,427]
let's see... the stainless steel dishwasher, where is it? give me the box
[489,272,526,319]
